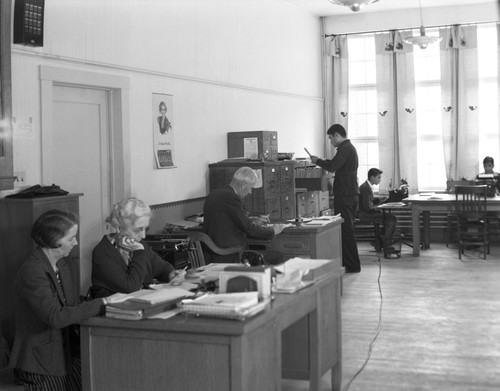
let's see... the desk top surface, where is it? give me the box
[404,193,500,203]
[282,217,343,232]
[81,267,343,335]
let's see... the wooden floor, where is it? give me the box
[282,242,500,391]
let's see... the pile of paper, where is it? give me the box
[180,292,269,320]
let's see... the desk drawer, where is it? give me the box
[274,236,311,254]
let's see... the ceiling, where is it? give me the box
[281,0,498,17]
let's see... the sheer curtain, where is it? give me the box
[440,25,479,181]
[375,31,418,193]
[498,24,500,157]
[324,35,348,159]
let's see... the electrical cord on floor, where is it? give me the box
[342,256,383,391]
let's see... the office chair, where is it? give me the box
[184,231,244,268]
[454,185,490,259]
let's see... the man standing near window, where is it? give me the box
[310,124,361,273]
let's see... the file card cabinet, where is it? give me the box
[209,160,295,222]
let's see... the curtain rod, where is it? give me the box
[324,20,498,37]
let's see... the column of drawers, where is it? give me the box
[208,160,295,222]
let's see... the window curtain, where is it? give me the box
[375,31,418,193]
[324,35,348,159]
[498,24,500,157]
[440,25,479,181]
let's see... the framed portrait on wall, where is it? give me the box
[152,93,176,169]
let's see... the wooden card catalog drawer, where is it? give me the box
[274,236,311,254]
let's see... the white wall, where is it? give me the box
[323,2,498,34]
[11,0,324,206]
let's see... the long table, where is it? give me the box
[404,194,500,256]
[80,263,344,391]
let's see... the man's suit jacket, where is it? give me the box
[203,185,274,262]
[9,247,102,376]
[315,139,359,196]
[358,180,376,215]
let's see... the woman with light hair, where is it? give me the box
[90,197,184,298]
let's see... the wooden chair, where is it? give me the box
[354,218,382,251]
[454,185,490,259]
[184,231,244,268]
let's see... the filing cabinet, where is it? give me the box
[296,190,330,218]
[208,160,295,222]
[227,131,278,161]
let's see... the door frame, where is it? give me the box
[40,65,130,202]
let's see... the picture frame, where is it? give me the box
[152,93,175,169]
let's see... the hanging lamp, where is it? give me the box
[404,0,442,49]
[327,0,379,13]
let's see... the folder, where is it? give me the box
[106,288,194,320]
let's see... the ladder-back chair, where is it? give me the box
[454,185,490,259]
[185,231,244,268]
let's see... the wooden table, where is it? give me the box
[250,219,343,262]
[80,263,343,391]
[404,194,500,256]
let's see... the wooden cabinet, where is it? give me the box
[0,0,14,191]
[208,160,295,222]
[248,219,343,263]
[272,220,342,261]
[0,194,81,346]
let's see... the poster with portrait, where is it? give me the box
[152,93,176,168]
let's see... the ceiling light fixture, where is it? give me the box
[327,0,379,13]
[403,0,442,49]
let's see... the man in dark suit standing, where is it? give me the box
[203,166,286,263]
[310,124,361,273]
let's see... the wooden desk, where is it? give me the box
[80,264,343,391]
[250,219,343,262]
[404,194,500,256]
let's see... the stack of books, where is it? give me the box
[105,287,194,321]
[180,291,269,320]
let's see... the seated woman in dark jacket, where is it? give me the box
[91,197,184,298]
[9,210,106,391]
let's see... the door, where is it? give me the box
[52,85,111,291]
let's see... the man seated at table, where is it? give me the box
[358,168,398,259]
[476,156,500,195]
[203,166,287,264]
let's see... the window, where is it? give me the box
[347,34,379,187]
[477,24,499,169]
[344,24,498,193]
[412,27,447,191]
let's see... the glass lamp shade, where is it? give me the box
[328,0,379,12]
[404,26,442,49]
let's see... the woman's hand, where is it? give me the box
[117,236,144,252]
[104,292,129,305]
[169,269,186,286]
